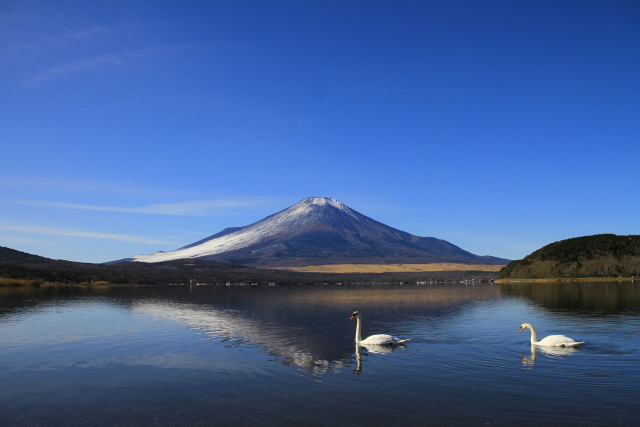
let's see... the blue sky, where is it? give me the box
[1,0,639,263]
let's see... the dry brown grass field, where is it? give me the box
[276,263,506,273]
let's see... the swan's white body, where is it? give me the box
[519,323,585,347]
[350,311,409,345]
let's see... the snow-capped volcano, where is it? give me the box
[125,197,508,267]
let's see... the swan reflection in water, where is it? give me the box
[521,344,580,368]
[353,343,408,374]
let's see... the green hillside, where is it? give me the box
[499,234,640,279]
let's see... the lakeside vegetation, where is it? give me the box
[0,278,118,287]
[499,234,640,280]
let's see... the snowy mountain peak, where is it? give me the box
[304,196,342,207]
[286,197,357,219]
[296,196,344,209]
[129,197,357,263]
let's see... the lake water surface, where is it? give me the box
[1,282,639,426]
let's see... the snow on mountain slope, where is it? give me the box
[129,197,357,263]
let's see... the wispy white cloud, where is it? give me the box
[0,176,187,198]
[0,224,174,245]
[16,198,270,216]
[24,53,126,88]
[21,42,201,89]
[55,25,112,44]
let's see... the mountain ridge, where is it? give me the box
[125,197,509,267]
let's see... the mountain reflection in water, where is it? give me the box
[134,300,353,375]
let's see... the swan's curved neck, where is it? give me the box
[527,325,538,344]
[354,316,362,343]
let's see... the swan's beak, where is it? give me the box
[349,315,355,320]
[519,326,524,332]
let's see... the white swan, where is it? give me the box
[350,311,409,345]
[519,323,585,347]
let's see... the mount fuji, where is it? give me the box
[123,197,508,267]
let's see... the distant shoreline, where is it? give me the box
[496,277,638,284]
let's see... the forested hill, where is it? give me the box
[499,234,640,279]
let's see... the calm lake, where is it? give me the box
[1,281,639,426]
